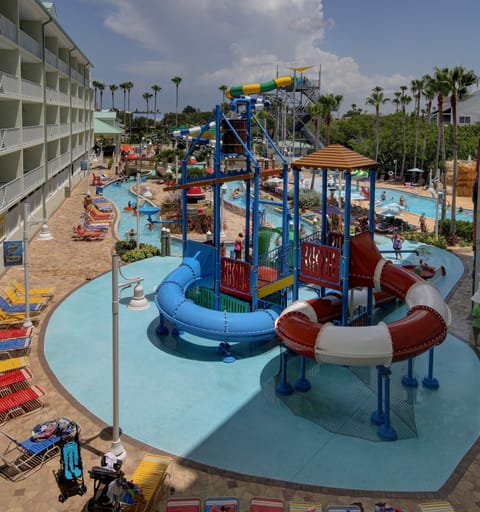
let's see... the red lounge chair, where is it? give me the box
[72,227,105,241]
[0,368,33,393]
[0,385,45,424]
[251,497,284,512]
[0,327,33,340]
[167,497,201,512]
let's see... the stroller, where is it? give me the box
[54,424,87,502]
[87,453,125,511]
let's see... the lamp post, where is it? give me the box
[220,183,227,238]
[136,172,141,247]
[434,190,444,240]
[23,202,53,328]
[111,251,149,460]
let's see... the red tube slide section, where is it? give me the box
[275,232,451,366]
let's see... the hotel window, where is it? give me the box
[459,116,471,125]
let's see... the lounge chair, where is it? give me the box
[0,336,32,359]
[0,384,45,424]
[0,296,44,314]
[289,501,323,512]
[0,311,39,327]
[3,287,47,306]
[0,327,33,340]
[72,226,105,241]
[251,497,285,512]
[206,497,239,512]
[128,453,173,511]
[0,356,29,375]
[0,417,77,481]
[12,279,54,297]
[325,506,362,512]
[417,503,455,512]
[167,497,201,512]
[0,368,33,393]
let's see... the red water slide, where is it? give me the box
[275,232,451,366]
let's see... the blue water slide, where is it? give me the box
[155,241,278,343]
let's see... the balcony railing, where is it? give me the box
[0,128,21,151]
[47,124,59,141]
[45,48,57,68]
[19,30,40,58]
[23,126,43,146]
[0,178,23,210]
[21,78,42,101]
[0,13,16,44]
[23,165,45,194]
[58,58,69,75]
[46,86,59,104]
[0,72,19,96]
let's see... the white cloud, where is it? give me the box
[90,0,414,114]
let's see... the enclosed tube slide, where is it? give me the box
[275,232,451,367]
[226,76,293,99]
[156,249,278,343]
[172,121,215,139]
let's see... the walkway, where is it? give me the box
[0,176,479,511]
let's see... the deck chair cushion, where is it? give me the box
[62,440,82,480]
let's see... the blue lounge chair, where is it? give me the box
[0,417,77,481]
[206,497,239,512]
[0,296,43,314]
[0,336,32,359]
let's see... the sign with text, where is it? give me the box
[3,241,23,267]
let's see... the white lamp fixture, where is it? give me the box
[111,251,150,461]
[23,202,53,328]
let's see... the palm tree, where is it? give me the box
[93,81,105,110]
[432,67,451,220]
[151,84,162,130]
[119,82,130,123]
[398,86,412,181]
[219,84,228,112]
[420,74,436,171]
[143,92,153,132]
[365,86,390,161]
[446,66,477,236]
[318,93,343,146]
[392,91,401,113]
[410,78,424,168]
[171,76,183,126]
[109,84,118,110]
[92,80,103,110]
[124,81,134,138]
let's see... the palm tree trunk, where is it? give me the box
[450,95,458,236]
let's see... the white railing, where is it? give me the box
[22,125,43,145]
[19,30,40,58]
[23,165,45,194]
[46,86,59,104]
[59,91,69,105]
[0,128,21,151]
[47,124,59,141]
[73,146,84,160]
[59,123,70,137]
[48,156,60,177]
[60,151,71,168]
[0,178,23,210]
[21,78,42,101]
[0,13,17,43]
[0,72,19,96]
[45,48,57,68]
[58,58,69,75]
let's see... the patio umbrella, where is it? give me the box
[326,205,344,215]
[380,202,404,211]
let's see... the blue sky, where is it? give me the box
[53,0,480,116]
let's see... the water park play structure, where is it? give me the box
[155,83,451,440]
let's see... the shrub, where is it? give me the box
[402,231,448,249]
[298,189,321,210]
[115,241,160,263]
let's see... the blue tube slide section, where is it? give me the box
[155,241,278,343]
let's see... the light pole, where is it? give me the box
[136,172,141,247]
[220,183,227,238]
[434,190,444,240]
[111,251,149,460]
[23,202,53,328]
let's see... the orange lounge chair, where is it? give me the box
[72,226,105,241]
[0,385,45,424]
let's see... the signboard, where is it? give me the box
[3,241,23,267]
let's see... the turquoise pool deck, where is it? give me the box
[44,244,480,492]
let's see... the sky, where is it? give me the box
[53,0,480,117]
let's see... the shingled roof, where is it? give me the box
[291,144,378,171]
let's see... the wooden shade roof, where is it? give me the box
[291,144,378,171]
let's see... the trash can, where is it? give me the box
[95,186,103,196]
[65,186,71,198]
